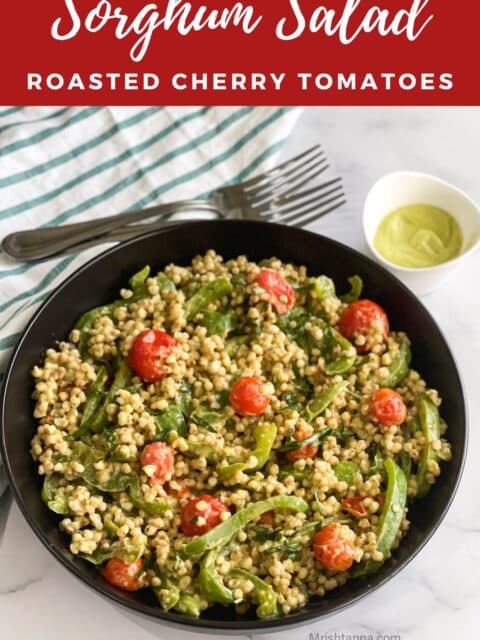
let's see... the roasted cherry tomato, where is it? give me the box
[102,557,143,591]
[230,377,270,416]
[254,269,296,315]
[375,493,385,509]
[140,442,174,485]
[128,329,176,383]
[181,494,229,537]
[369,388,407,426]
[341,496,369,518]
[286,430,318,463]
[338,300,389,352]
[313,523,355,572]
[167,482,191,499]
[258,510,276,527]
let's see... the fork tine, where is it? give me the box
[244,147,325,195]
[256,178,342,217]
[247,154,330,205]
[293,198,347,228]
[272,191,346,227]
[266,179,345,221]
[228,145,322,192]
[264,184,344,223]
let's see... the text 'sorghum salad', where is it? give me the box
[31,251,452,619]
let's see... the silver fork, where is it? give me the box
[59,177,346,255]
[2,145,345,261]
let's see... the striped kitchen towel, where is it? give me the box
[0,106,299,492]
[0,106,299,375]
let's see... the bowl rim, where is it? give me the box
[362,169,480,274]
[0,220,469,633]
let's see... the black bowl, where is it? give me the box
[0,221,467,634]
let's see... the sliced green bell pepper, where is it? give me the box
[361,458,407,574]
[185,277,233,320]
[323,328,357,376]
[128,265,150,291]
[129,477,171,515]
[333,460,361,485]
[305,381,349,422]
[230,569,278,619]
[179,495,309,560]
[173,593,203,618]
[340,275,363,303]
[415,394,441,498]
[218,423,277,481]
[153,572,181,611]
[382,340,412,389]
[199,549,234,605]
[75,366,108,438]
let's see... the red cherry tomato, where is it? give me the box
[341,496,369,518]
[254,269,296,315]
[140,442,174,485]
[313,523,355,572]
[230,377,270,417]
[181,495,229,537]
[338,300,389,352]
[103,557,143,591]
[369,388,407,426]
[128,329,176,383]
[286,430,318,463]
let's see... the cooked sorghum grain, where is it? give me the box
[31,252,451,619]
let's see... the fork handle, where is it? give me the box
[60,220,183,256]
[2,199,217,261]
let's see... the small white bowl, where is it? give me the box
[363,171,480,295]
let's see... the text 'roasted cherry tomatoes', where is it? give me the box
[128,329,176,383]
[140,442,174,485]
[286,430,318,463]
[254,269,296,315]
[369,388,407,426]
[230,377,270,417]
[181,495,229,537]
[313,523,356,572]
[102,557,143,591]
[338,300,389,352]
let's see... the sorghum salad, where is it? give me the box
[31,251,452,619]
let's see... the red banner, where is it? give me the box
[0,0,477,105]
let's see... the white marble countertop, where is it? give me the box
[1,107,479,640]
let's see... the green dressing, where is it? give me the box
[374,204,463,268]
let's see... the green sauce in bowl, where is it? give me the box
[374,204,463,269]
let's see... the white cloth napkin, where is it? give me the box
[0,105,300,492]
